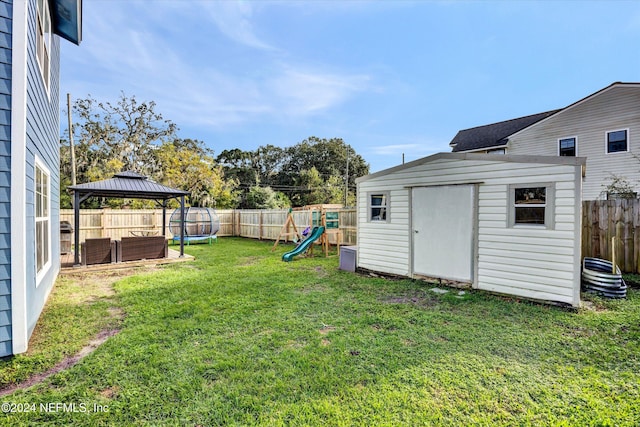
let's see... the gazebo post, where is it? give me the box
[180,195,185,258]
[161,200,167,237]
[73,191,81,266]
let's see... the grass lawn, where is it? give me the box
[1,237,639,426]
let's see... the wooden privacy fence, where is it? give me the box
[582,199,640,273]
[61,208,358,246]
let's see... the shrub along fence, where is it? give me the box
[61,208,358,246]
[582,199,640,273]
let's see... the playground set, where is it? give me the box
[273,204,343,262]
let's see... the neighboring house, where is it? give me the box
[356,153,585,307]
[2,0,81,357]
[449,82,640,200]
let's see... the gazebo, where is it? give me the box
[68,171,190,266]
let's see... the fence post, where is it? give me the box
[101,209,107,237]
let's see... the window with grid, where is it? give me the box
[607,129,628,154]
[508,183,555,229]
[558,137,576,156]
[37,0,51,90]
[369,193,388,222]
[514,187,546,225]
[36,162,50,277]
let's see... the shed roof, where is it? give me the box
[356,152,586,183]
[68,171,189,200]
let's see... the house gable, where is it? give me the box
[507,83,640,199]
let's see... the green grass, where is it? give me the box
[0,269,124,387]
[1,237,640,426]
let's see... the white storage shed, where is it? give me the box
[356,153,585,307]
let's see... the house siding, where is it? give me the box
[507,85,640,200]
[0,0,11,357]
[357,155,582,306]
[24,0,60,338]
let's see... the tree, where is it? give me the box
[293,167,325,206]
[66,93,178,183]
[216,137,369,207]
[216,148,259,187]
[60,94,240,209]
[278,137,368,206]
[155,140,238,208]
[245,185,290,209]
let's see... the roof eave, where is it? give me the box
[356,153,586,183]
[506,82,640,140]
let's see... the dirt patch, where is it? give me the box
[99,385,120,399]
[64,267,158,300]
[0,268,139,397]
[319,324,336,335]
[0,329,120,397]
[298,283,330,294]
[314,266,329,278]
[382,291,439,308]
[238,256,261,266]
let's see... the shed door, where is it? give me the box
[412,185,475,282]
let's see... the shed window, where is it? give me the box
[509,183,555,229]
[369,193,388,222]
[558,137,576,156]
[36,160,51,282]
[607,129,628,153]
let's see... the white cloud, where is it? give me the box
[201,1,275,51]
[267,67,371,115]
[61,1,374,131]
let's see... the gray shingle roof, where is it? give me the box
[69,171,189,200]
[449,110,561,152]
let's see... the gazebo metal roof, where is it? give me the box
[68,171,190,265]
[68,171,189,200]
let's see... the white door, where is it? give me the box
[412,185,475,282]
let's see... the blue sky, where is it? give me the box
[60,0,640,173]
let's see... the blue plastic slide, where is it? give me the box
[282,226,325,262]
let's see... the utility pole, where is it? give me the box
[344,153,350,206]
[67,93,76,186]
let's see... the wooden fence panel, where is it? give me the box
[61,207,358,248]
[581,199,640,273]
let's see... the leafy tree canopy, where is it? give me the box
[61,95,369,209]
[61,94,237,208]
[216,137,368,207]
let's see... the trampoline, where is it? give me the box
[169,207,220,245]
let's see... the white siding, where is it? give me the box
[508,85,640,200]
[357,154,582,306]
